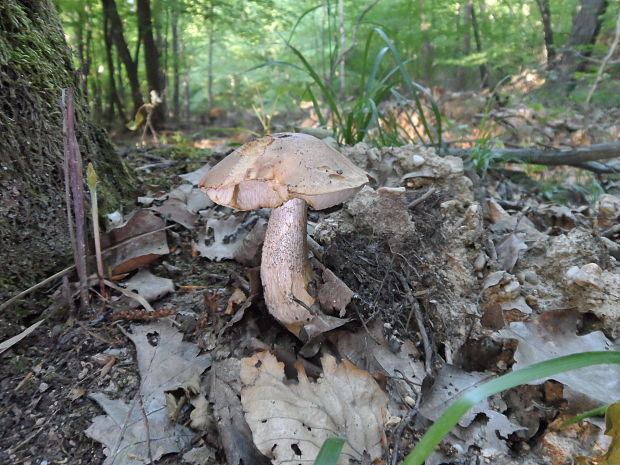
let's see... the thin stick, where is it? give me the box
[136,393,153,464]
[61,88,89,311]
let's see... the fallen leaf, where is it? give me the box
[194,211,266,265]
[209,359,271,465]
[496,233,527,271]
[182,445,216,465]
[420,365,524,465]
[499,311,620,405]
[85,321,211,465]
[102,210,170,275]
[122,269,175,305]
[189,395,210,430]
[317,267,354,317]
[225,288,247,315]
[240,351,389,465]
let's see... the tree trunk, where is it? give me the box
[470,2,490,88]
[0,0,136,304]
[207,19,215,112]
[553,0,608,92]
[337,0,345,98]
[137,0,166,125]
[458,2,472,89]
[103,13,126,123]
[535,0,555,67]
[101,0,144,115]
[171,5,180,122]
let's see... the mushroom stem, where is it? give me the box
[261,197,315,335]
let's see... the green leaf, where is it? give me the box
[313,438,345,465]
[404,351,620,465]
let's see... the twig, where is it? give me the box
[398,273,433,375]
[61,88,89,312]
[408,187,437,209]
[389,392,423,465]
[136,393,153,464]
[104,280,155,312]
[446,142,620,167]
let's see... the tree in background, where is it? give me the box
[137,0,166,125]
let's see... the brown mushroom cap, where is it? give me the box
[198,132,368,210]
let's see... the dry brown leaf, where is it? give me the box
[102,210,170,275]
[225,288,247,315]
[240,351,389,465]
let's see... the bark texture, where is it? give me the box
[553,0,608,92]
[0,0,136,303]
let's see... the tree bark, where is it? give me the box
[171,5,180,122]
[553,0,608,92]
[0,0,136,304]
[102,13,126,123]
[137,0,166,125]
[535,0,555,67]
[470,2,490,88]
[101,0,144,115]
[207,19,215,112]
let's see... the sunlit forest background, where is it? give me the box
[55,0,620,139]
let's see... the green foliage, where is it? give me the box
[313,438,345,465]
[264,26,442,146]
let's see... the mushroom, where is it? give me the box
[198,132,368,336]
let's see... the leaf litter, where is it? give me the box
[4,122,620,465]
[85,321,211,465]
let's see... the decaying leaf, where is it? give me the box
[240,351,389,465]
[194,210,266,265]
[119,269,175,308]
[496,233,527,271]
[152,184,212,229]
[209,359,271,465]
[420,365,524,465]
[85,321,211,465]
[331,322,425,401]
[102,210,170,275]
[317,267,354,317]
[499,311,620,405]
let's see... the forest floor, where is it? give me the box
[1,91,619,465]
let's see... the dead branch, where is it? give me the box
[447,141,620,168]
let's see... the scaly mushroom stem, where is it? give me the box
[261,197,315,336]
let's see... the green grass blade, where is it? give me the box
[287,4,323,43]
[285,41,343,129]
[404,351,620,465]
[561,404,610,427]
[314,438,345,465]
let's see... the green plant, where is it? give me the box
[313,351,620,465]
[261,24,442,147]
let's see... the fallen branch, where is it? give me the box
[446,141,620,168]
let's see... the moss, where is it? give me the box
[0,0,136,303]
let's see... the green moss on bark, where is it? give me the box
[0,0,136,303]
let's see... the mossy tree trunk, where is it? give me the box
[0,0,136,303]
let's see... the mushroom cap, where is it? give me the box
[198,132,369,210]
